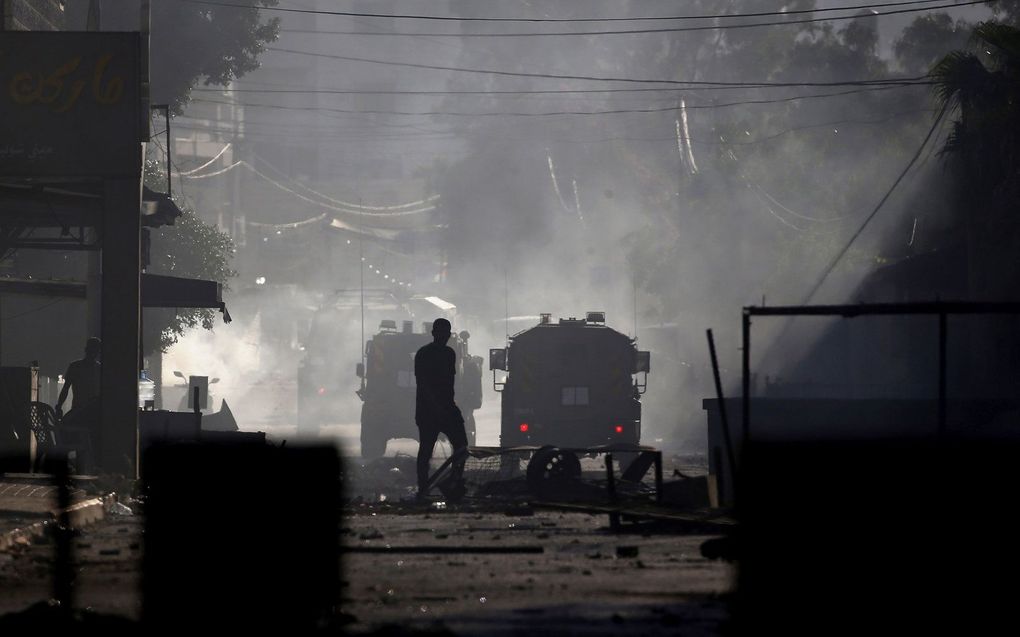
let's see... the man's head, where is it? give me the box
[84,337,101,360]
[431,318,452,345]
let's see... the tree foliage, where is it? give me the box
[143,162,237,355]
[150,0,280,112]
[931,22,1020,297]
[136,1,277,351]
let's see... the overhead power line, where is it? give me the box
[268,47,932,88]
[187,0,969,23]
[190,0,990,36]
[190,86,925,118]
[190,84,919,98]
[171,109,932,149]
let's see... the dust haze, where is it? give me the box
[158,0,990,451]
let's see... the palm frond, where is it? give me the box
[930,50,990,109]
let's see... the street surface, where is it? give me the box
[0,424,729,635]
[0,506,731,635]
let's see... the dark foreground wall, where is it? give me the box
[734,439,1020,635]
[142,443,341,633]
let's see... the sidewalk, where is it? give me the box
[0,475,110,551]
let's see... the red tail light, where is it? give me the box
[614,425,624,434]
[317,387,327,396]
[520,423,529,433]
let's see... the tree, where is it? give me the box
[129,0,279,352]
[149,0,280,112]
[931,21,1020,296]
[75,0,281,112]
[145,211,237,355]
[894,13,972,76]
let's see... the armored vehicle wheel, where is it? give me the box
[360,425,387,458]
[526,447,581,497]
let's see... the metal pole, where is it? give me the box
[193,386,201,439]
[359,229,365,384]
[653,451,663,505]
[605,453,616,501]
[742,309,751,441]
[707,329,738,491]
[938,312,947,435]
[605,453,620,531]
[164,105,172,198]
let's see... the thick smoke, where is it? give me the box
[162,0,992,451]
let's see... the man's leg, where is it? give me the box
[445,406,469,482]
[416,423,440,498]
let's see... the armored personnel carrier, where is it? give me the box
[489,312,650,448]
[357,320,483,457]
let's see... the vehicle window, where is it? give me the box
[561,386,589,406]
[397,370,416,388]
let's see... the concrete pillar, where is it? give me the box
[86,229,101,337]
[99,176,141,477]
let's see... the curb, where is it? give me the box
[0,495,110,552]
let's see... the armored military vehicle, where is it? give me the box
[357,320,483,457]
[297,290,410,433]
[489,312,650,448]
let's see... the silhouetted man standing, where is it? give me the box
[414,318,468,501]
[55,337,101,472]
[56,337,101,418]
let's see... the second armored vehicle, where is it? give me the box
[489,312,650,449]
[357,320,483,457]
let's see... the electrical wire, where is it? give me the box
[268,47,934,88]
[190,90,928,119]
[170,108,931,147]
[190,83,915,99]
[261,1,989,37]
[186,0,973,23]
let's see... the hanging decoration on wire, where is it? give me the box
[176,142,232,176]
[676,99,698,175]
[571,178,585,225]
[248,213,328,230]
[180,159,438,220]
[546,152,574,215]
[252,155,439,213]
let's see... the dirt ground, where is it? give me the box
[1,505,731,635]
[342,506,732,635]
[0,440,727,635]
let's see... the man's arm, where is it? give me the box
[56,365,72,414]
